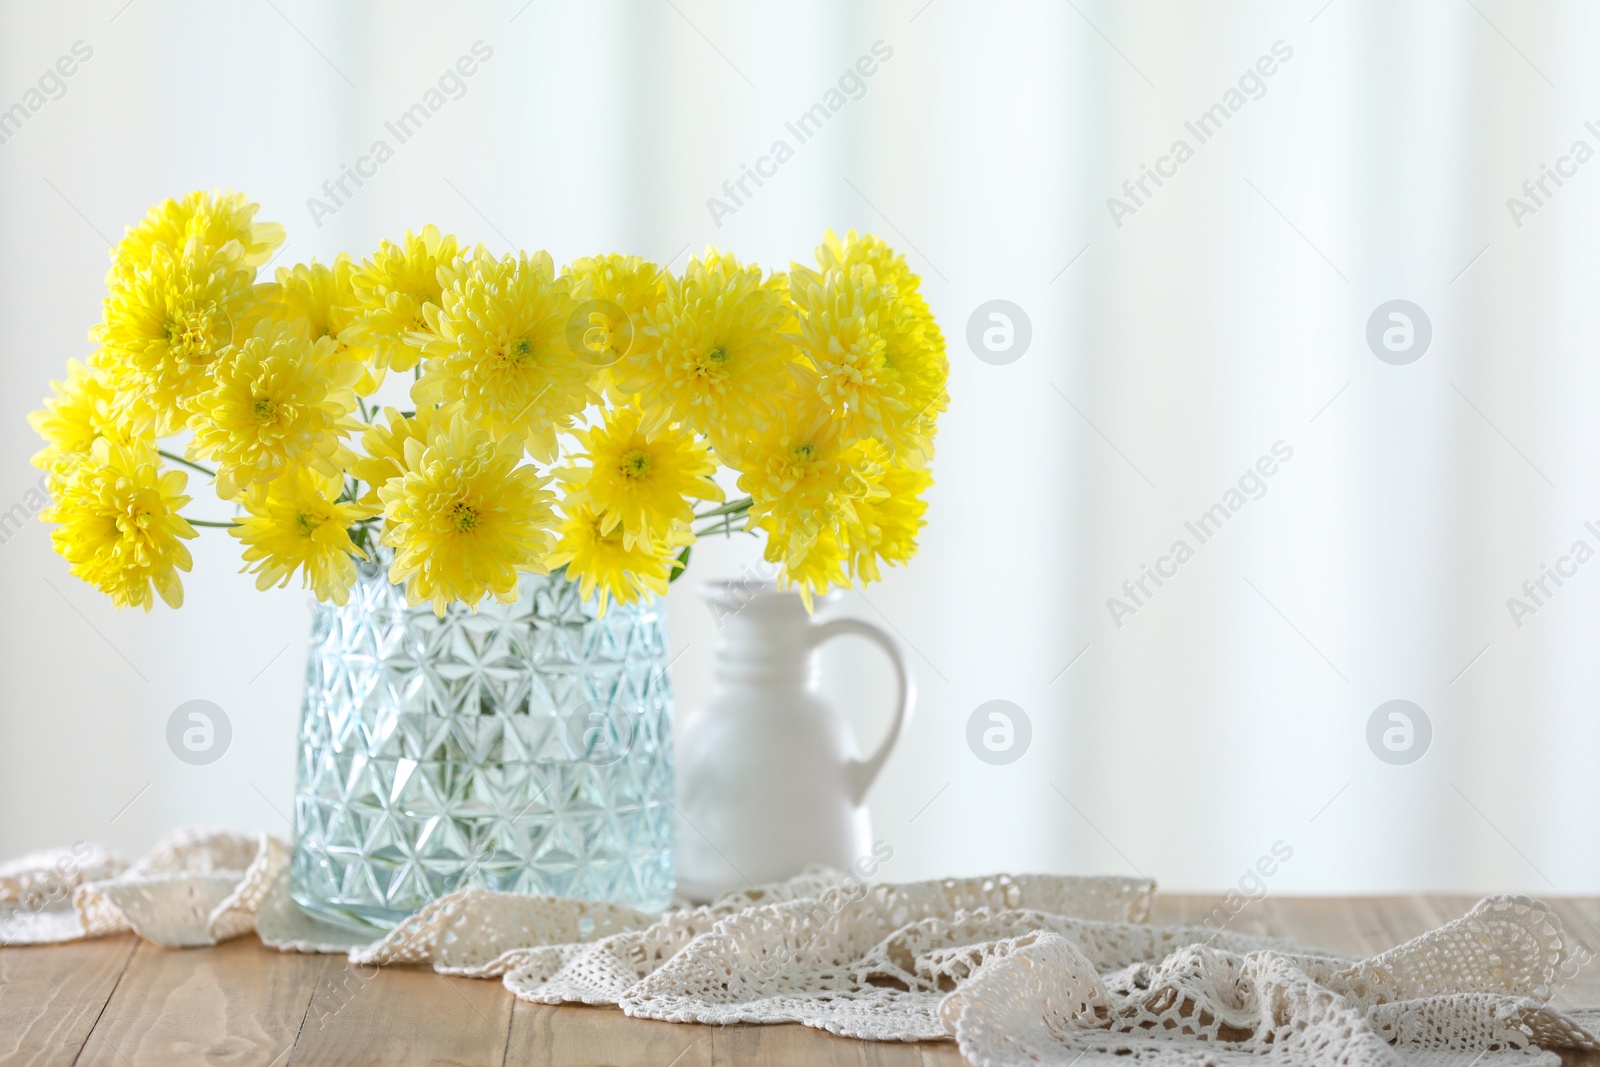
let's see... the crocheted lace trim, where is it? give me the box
[2,828,1595,1066]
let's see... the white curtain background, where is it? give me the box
[0,0,1593,895]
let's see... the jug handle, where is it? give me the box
[806,618,915,807]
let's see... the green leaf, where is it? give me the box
[669,544,692,582]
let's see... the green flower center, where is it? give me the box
[509,337,534,362]
[452,504,479,532]
[620,450,652,479]
[252,397,277,420]
[794,443,817,461]
[706,346,728,365]
[295,513,317,536]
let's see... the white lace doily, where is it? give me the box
[2,827,1596,1066]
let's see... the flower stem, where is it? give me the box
[349,520,377,559]
[158,450,216,479]
[693,496,752,539]
[693,516,753,539]
[186,518,239,529]
[694,496,752,520]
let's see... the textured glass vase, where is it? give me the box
[289,555,675,932]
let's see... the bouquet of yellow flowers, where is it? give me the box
[29,192,947,615]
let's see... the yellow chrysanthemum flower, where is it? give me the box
[184,320,362,499]
[42,201,948,614]
[614,249,796,446]
[812,230,916,295]
[91,247,269,436]
[547,503,686,614]
[412,249,592,462]
[790,235,948,460]
[763,523,848,609]
[28,359,144,472]
[378,417,556,614]
[847,457,932,584]
[733,388,886,565]
[42,438,196,611]
[343,225,462,372]
[557,405,721,550]
[815,233,945,417]
[270,255,380,394]
[111,190,284,276]
[350,403,458,510]
[563,254,667,380]
[231,469,371,605]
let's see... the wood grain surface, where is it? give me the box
[2,895,1597,1066]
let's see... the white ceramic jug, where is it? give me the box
[674,580,914,902]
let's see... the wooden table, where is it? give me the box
[4,894,1600,1066]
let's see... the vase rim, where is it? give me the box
[698,577,840,609]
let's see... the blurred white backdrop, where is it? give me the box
[1,0,1595,895]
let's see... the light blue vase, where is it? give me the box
[289,553,675,932]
